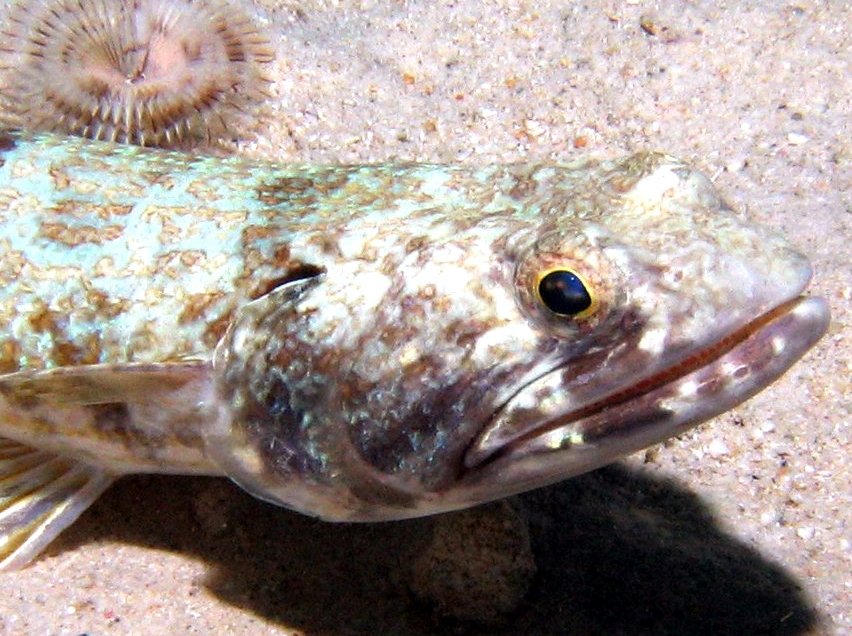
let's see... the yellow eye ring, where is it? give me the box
[535,269,598,319]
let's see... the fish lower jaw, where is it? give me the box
[459,295,829,491]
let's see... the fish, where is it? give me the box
[0,130,829,569]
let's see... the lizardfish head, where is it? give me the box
[208,154,829,521]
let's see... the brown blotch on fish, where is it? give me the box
[27,304,64,336]
[310,171,352,196]
[380,253,399,276]
[85,288,129,321]
[97,204,135,221]
[39,221,123,247]
[257,177,319,207]
[48,167,72,189]
[178,292,228,326]
[53,338,102,368]
[404,235,430,254]
[508,174,538,200]
[273,245,292,266]
[154,250,207,278]
[309,233,345,258]
[0,340,22,374]
[49,201,134,221]
[241,224,282,244]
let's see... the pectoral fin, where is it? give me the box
[0,358,211,406]
[0,360,218,474]
[0,439,113,570]
[0,359,219,569]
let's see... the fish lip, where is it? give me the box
[462,294,830,474]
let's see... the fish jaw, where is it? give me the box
[453,295,828,505]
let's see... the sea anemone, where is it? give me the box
[0,0,275,147]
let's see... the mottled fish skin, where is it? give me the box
[0,131,828,565]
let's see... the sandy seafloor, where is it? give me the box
[0,1,849,634]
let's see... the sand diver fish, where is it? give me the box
[0,130,829,569]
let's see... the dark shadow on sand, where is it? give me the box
[54,465,818,635]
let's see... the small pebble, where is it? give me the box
[760,508,780,525]
[725,157,746,173]
[708,438,730,457]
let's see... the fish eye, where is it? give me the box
[537,269,595,317]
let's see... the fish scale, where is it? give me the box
[0,130,829,569]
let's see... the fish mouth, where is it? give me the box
[460,294,829,492]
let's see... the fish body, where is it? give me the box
[0,131,829,568]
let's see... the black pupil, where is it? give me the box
[538,270,592,316]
